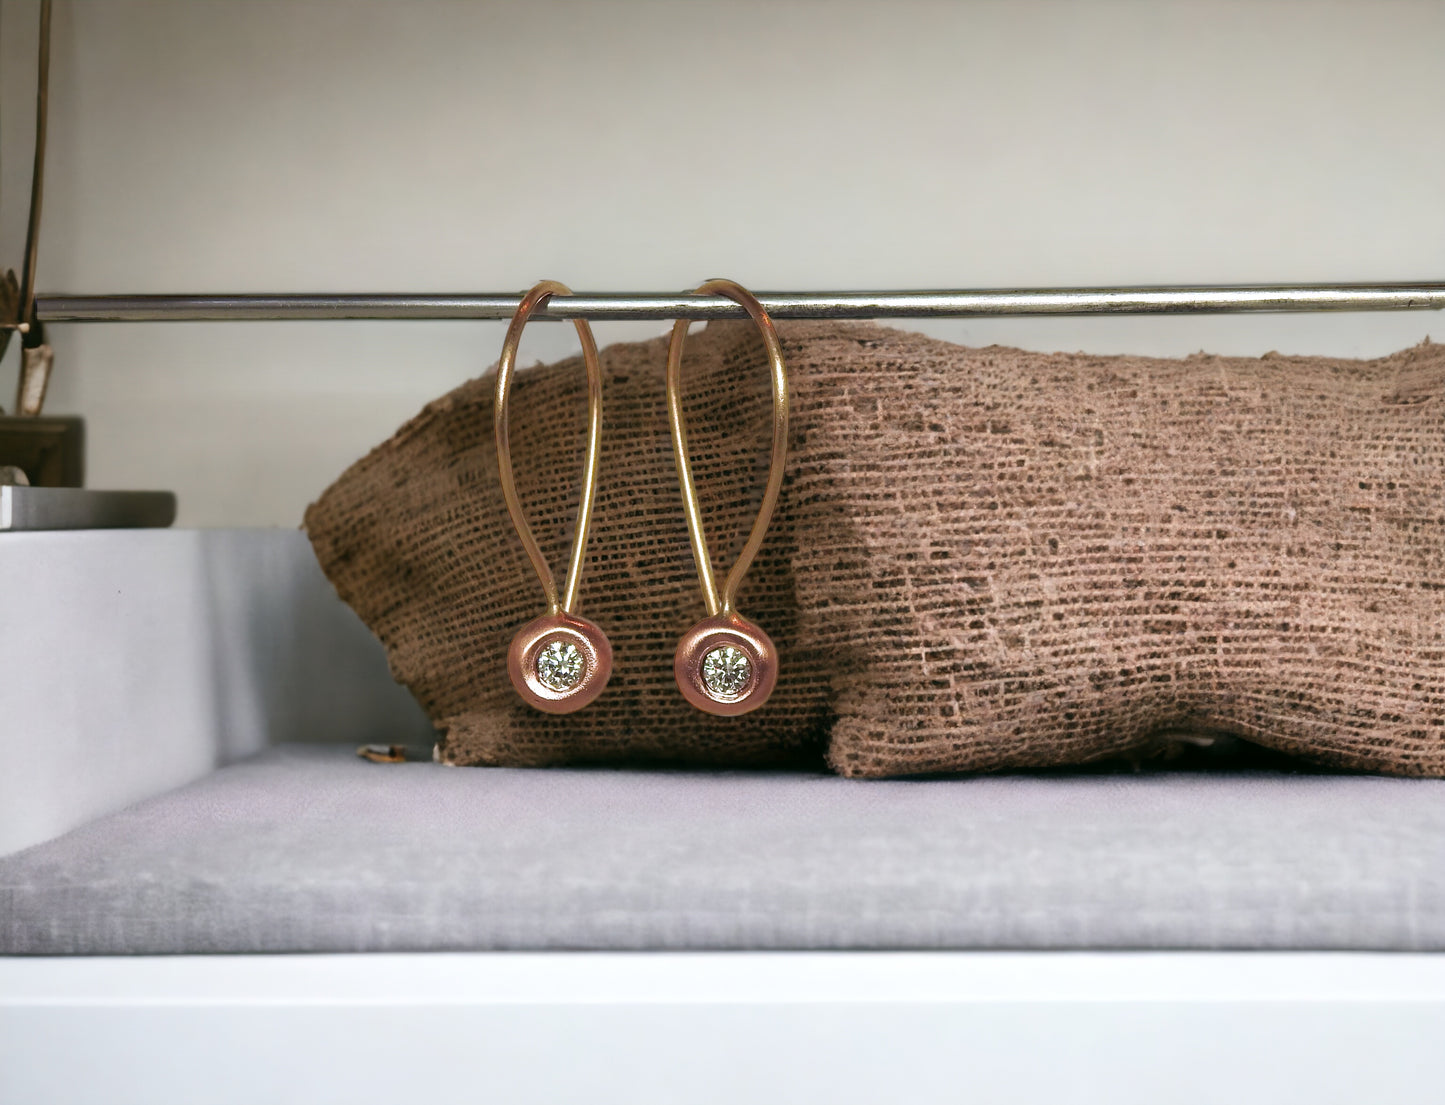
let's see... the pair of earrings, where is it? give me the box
[494,278,788,718]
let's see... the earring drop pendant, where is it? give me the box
[508,610,612,714]
[665,279,790,717]
[495,281,611,714]
[674,611,777,716]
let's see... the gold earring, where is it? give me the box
[666,279,789,716]
[495,281,612,713]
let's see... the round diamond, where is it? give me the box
[536,639,585,691]
[701,645,752,699]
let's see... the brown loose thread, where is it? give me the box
[306,323,1445,777]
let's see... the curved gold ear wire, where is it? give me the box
[496,281,612,713]
[667,279,789,715]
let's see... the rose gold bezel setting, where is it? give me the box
[673,612,778,716]
[507,611,612,714]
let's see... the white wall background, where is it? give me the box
[1,0,1441,526]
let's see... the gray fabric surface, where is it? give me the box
[2,743,1442,955]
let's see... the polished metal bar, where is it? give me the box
[34,283,1445,323]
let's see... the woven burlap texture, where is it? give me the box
[305,321,1445,777]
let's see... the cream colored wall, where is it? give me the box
[1,0,1442,526]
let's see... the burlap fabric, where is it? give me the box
[305,322,1445,777]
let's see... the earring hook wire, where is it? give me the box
[666,279,790,618]
[495,281,603,616]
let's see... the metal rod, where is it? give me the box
[33,283,1445,323]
